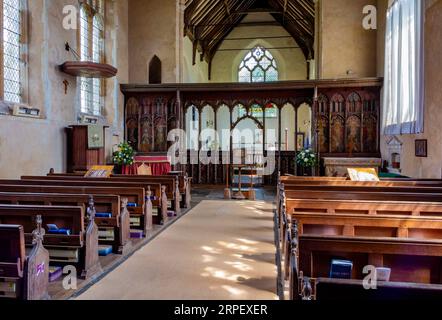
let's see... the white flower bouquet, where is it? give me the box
[296,149,318,168]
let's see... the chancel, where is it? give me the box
[0,0,441,305]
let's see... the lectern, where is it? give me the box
[66,125,107,172]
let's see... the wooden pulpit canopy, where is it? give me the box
[60,61,118,78]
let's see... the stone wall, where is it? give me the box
[319,0,378,79]
[0,0,129,178]
[128,0,178,83]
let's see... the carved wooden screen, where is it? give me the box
[125,96,173,153]
[363,93,378,153]
[315,89,380,156]
[330,94,346,153]
[317,94,329,154]
[125,98,139,149]
[139,98,154,152]
[346,92,362,154]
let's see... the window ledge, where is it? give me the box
[0,100,46,120]
[77,112,109,125]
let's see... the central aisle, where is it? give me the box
[77,198,278,300]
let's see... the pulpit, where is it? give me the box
[66,125,107,172]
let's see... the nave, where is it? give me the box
[76,188,278,300]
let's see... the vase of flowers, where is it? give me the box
[296,149,317,176]
[112,142,135,174]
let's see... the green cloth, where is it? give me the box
[379,172,409,178]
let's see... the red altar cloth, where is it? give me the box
[122,156,171,176]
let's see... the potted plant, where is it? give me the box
[112,142,135,174]
[296,149,318,176]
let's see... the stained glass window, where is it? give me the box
[80,1,105,116]
[238,46,278,83]
[3,0,23,103]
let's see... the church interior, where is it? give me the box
[1,0,442,304]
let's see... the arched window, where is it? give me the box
[238,46,278,83]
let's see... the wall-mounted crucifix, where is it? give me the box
[63,80,69,94]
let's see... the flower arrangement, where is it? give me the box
[296,149,318,168]
[112,142,135,166]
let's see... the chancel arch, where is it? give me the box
[232,117,264,163]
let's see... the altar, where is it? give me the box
[122,155,171,176]
[323,157,382,177]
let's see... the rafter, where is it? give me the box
[184,0,315,64]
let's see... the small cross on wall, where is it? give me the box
[63,80,69,94]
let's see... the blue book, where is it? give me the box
[96,213,112,218]
[330,259,353,279]
[47,229,71,235]
[98,245,113,256]
[130,229,144,239]
[127,202,138,208]
[47,224,71,235]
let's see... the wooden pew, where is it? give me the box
[278,177,442,300]
[0,203,101,279]
[279,192,442,254]
[277,183,442,224]
[47,171,192,209]
[280,176,348,181]
[292,211,442,238]
[287,198,442,217]
[282,179,442,187]
[114,174,191,209]
[297,276,442,300]
[16,178,167,220]
[291,234,442,300]
[0,219,50,300]
[283,210,442,280]
[0,192,129,254]
[24,175,181,215]
[0,183,152,234]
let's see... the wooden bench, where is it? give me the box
[284,211,442,279]
[0,184,152,234]
[278,177,442,300]
[288,226,442,300]
[0,192,129,254]
[113,174,191,209]
[47,170,192,209]
[282,179,442,187]
[298,277,442,300]
[17,178,168,220]
[0,203,101,279]
[29,175,181,215]
[0,219,49,300]
[277,184,442,222]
